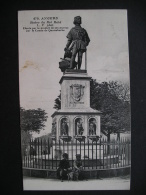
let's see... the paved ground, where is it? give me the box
[23,175,130,191]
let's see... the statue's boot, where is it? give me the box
[70,56,76,69]
[78,56,82,69]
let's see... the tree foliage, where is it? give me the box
[21,130,32,144]
[53,91,61,110]
[20,107,48,133]
[90,80,130,138]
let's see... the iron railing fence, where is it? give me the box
[22,137,131,170]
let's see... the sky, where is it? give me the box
[18,10,130,137]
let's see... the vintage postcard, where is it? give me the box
[18,10,131,190]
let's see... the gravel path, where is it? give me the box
[23,175,130,190]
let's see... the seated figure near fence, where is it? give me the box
[57,153,71,182]
[73,154,84,180]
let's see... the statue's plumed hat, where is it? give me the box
[73,16,82,24]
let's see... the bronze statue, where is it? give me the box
[64,16,90,69]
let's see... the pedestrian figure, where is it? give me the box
[73,154,83,180]
[57,153,71,182]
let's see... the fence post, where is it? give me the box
[113,139,115,167]
[38,138,39,169]
[41,139,43,169]
[107,134,110,155]
[76,139,77,155]
[23,144,25,167]
[88,139,89,169]
[100,138,101,169]
[103,138,104,169]
[124,138,126,166]
[106,138,108,168]
[115,138,117,168]
[55,138,56,169]
[58,138,60,160]
[29,139,31,168]
[71,139,73,169]
[129,140,131,165]
[84,138,85,170]
[92,139,93,169]
[118,138,120,167]
[35,139,37,168]
[80,140,81,156]
[123,138,125,167]
[52,140,53,169]
[125,137,127,166]
[44,139,46,169]
[48,138,50,169]
[105,137,107,156]
[26,148,27,167]
[112,138,118,168]
[128,139,129,165]
[116,138,118,168]
[122,137,124,166]
[96,138,97,169]
[32,139,34,168]
[110,139,111,168]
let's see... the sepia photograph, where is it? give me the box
[18,10,131,190]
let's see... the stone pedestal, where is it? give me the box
[60,70,91,109]
[51,70,101,143]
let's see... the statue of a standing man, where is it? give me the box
[64,16,90,69]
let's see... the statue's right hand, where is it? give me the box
[64,47,67,51]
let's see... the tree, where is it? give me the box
[90,80,130,142]
[53,91,61,110]
[21,130,32,143]
[108,81,130,103]
[20,107,48,156]
[21,130,32,155]
[20,107,48,133]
